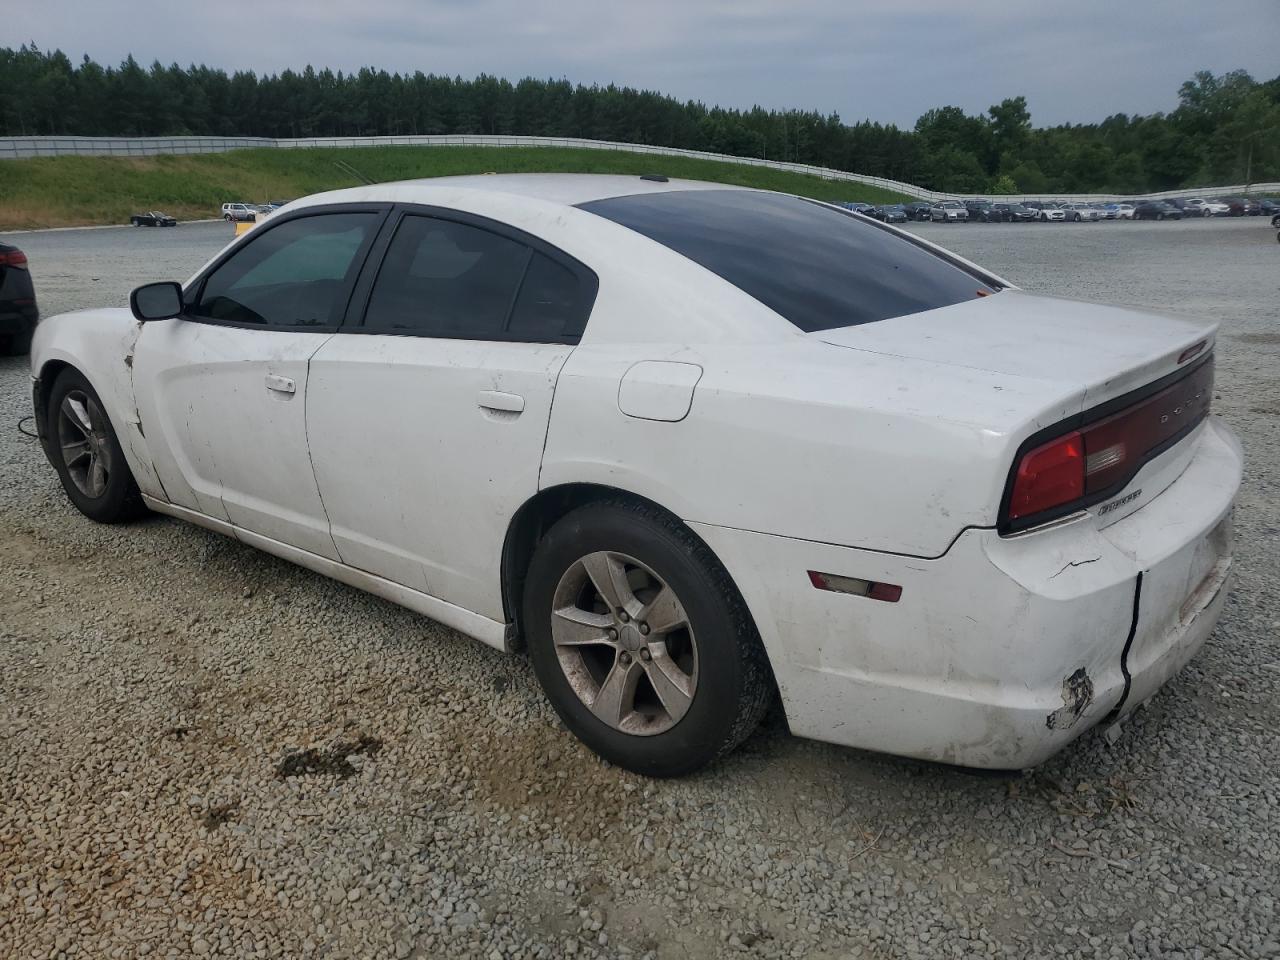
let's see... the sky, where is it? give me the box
[10,0,1280,128]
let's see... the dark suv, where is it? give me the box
[992,202,1037,222]
[963,199,999,222]
[0,241,38,355]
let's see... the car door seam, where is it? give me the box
[536,343,578,493]
[302,333,346,565]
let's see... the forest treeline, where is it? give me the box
[2,46,1277,194]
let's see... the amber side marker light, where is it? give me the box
[807,571,903,603]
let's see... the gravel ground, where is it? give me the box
[1,217,1278,960]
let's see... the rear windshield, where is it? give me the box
[578,190,996,332]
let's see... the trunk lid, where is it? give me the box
[815,290,1216,411]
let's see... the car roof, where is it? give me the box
[290,173,746,212]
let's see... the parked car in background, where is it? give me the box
[1134,200,1183,220]
[0,240,38,355]
[904,201,933,221]
[221,202,257,222]
[1108,203,1136,220]
[1061,202,1102,222]
[130,211,178,228]
[992,202,1037,222]
[963,200,1000,222]
[841,202,876,216]
[1256,198,1279,216]
[1037,203,1067,222]
[27,173,1242,776]
[1198,199,1231,217]
[1219,198,1249,217]
[930,200,969,222]
[874,204,909,224]
[1180,198,1213,217]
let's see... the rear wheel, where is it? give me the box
[523,500,773,777]
[47,369,146,523]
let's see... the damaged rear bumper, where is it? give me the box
[692,417,1242,769]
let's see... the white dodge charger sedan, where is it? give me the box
[29,174,1241,777]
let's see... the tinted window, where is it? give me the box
[508,253,583,339]
[363,215,589,341]
[191,213,376,327]
[364,216,529,337]
[579,190,996,332]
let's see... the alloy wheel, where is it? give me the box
[550,551,698,736]
[57,390,111,498]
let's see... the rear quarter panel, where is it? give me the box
[541,340,1082,558]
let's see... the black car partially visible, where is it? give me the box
[130,211,178,227]
[0,241,38,355]
[904,201,932,221]
[875,204,909,224]
[992,202,1036,222]
[963,199,999,222]
[1133,200,1183,221]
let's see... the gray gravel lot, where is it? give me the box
[1,217,1278,959]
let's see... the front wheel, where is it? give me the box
[47,369,147,523]
[523,500,773,777]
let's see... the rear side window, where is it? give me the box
[579,190,997,332]
[508,253,581,339]
[362,215,591,341]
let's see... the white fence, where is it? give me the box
[2,136,274,158]
[2,134,1276,203]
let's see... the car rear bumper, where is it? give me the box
[693,416,1242,769]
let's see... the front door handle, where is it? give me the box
[265,374,296,395]
[478,390,524,414]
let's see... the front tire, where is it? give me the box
[47,369,147,523]
[523,500,773,777]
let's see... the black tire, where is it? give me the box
[46,368,147,523]
[2,327,33,356]
[523,499,774,777]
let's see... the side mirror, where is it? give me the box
[130,281,184,322]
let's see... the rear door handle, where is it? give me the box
[265,374,296,395]
[477,390,524,414]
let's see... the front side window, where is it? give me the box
[579,190,997,333]
[362,214,589,341]
[190,213,376,327]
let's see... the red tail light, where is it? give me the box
[0,249,28,268]
[1008,432,1084,520]
[1003,356,1214,530]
